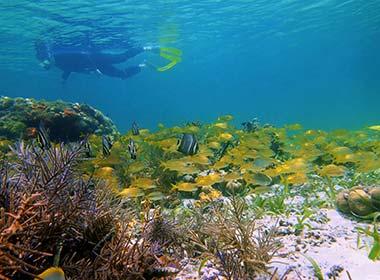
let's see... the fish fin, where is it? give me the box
[35,267,65,280]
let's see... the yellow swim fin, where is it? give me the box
[160,47,183,57]
[35,267,65,280]
[146,47,182,72]
[160,51,182,63]
[157,60,179,72]
[145,46,182,72]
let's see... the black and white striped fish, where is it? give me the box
[177,133,199,155]
[102,135,113,157]
[37,122,51,150]
[215,141,231,161]
[128,138,137,160]
[131,122,140,136]
[83,138,93,158]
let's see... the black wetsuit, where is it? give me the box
[36,43,144,81]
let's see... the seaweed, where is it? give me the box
[0,140,182,279]
[1,141,93,279]
[357,222,380,261]
[187,193,282,279]
[302,254,324,280]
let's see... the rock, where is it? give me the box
[336,190,350,214]
[277,228,293,236]
[0,96,119,142]
[327,264,344,278]
[369,187,380,210]
[347,189,374,216]
[279,219,293,227]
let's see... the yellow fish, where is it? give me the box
[369,125,380,131]
[218,133,233,141]
[35,267,65,280]
[119,187,144,198]
[172,182,198,192]
[130,178,156,189]
[283,173,308,185]
[285,123,303,131]
[319,164,346,177]
[214,122,228,129]
[208,141,221,149]
[217,115,234,122]
[161,159,200,174]
[95,166,114,179]
[212,157,231,169]
[195,173,223,186]
[223,171,242,181]
[184,154,210,165]
[127,161,146,173]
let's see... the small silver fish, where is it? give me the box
[177,133,199,155]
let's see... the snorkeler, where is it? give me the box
[35,41,158,82]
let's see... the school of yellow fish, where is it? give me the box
[84,116,380,202]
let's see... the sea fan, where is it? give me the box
[0,140,182,279]
[0,141,101,279]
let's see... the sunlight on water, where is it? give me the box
[1,0,379,71]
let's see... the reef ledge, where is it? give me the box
[0,96,119,142]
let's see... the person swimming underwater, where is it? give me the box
[35,41,157,82]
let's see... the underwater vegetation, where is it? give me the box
[79,115,380,206]
[1,113,380,279]
[0,96,118,142]
[0,141,181,279]
[186,193,282,279]
[0,138,281,279]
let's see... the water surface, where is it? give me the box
[0,0,379,131]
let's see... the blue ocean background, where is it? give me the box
[0,0,379,132]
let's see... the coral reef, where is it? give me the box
[0,96,118,142]
[1,114,380,279]
[0,141,180,279]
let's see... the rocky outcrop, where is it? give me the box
[336,186,380,217]
[0,96,119,142]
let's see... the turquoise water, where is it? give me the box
[0,0,379,131]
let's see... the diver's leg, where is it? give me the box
[123,46,145,60]
[93,46,144,64]
[97,64,141,79]
[124,65,142,79]
[62,71,71,82]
